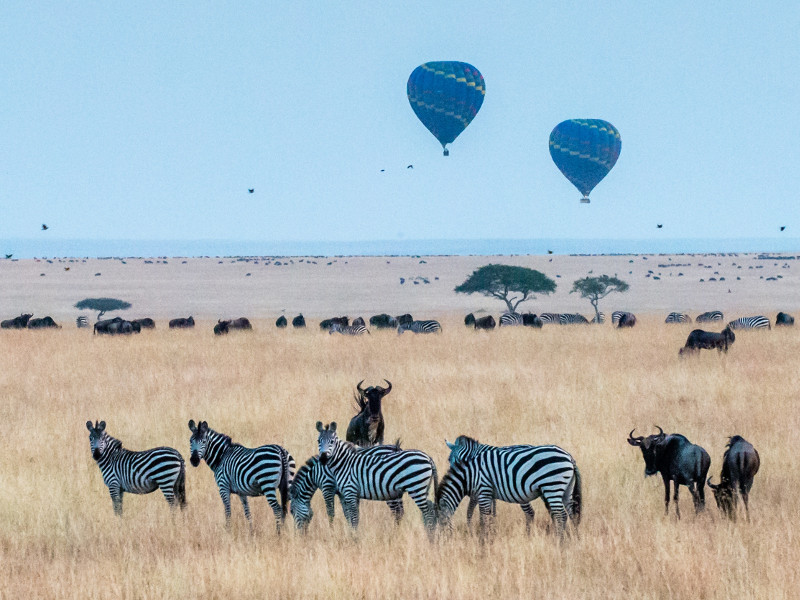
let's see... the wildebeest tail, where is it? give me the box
[176,459,187,509]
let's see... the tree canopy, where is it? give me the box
[454,264,556,313]
[570,275,629,322]
[74,297,131,320]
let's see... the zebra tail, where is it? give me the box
[570,463,582,527]
[177,459,187,509]
[279,448,294,517]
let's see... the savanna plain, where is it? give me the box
[1,253,799,599]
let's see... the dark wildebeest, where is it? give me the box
[679,326,735,356]
[464,313,476,327]
[1,313,33,329]
[627,426,711,517]
[707,436,760,521]
[370,314,398,329]
[346,380,392,447]
[395,314,413,326]
[27,316,61,329]
[214,317,252,335]
[131,318,155,329]
[473,315,496,330]
[617,312,637,328]
[276,316,288,328]
[169,316,195,329]
[213,320,229,335]
[522,313,543,328]
[776,312,795,327]
[95,318,137,335]
[319,316,348,331]
[292,314,306,328]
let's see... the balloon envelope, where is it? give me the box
[407,61,485,156]
[549,119,621,202]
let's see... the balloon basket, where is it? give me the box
[443,148,449,157]
[580,197,590,204]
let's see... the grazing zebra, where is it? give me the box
[329,317,369,335]
[696,310,724,323]
[611,311,634,326]
[76,316,89,328]
[437,441,581,538]
[591,312,606,324]
[445,437,536,532]
[559,313,589,325]
[86,420,186,515]
[188,420,295,530]
[397,319,441,334]
[499,312,523,326]
[727,316,771,331]
[665,312,692,324]
[538,313,561,324]
[316,422,438,534]
[289,449,405,532]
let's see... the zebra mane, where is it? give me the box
[435,460,469,504]
[455,434,478,445]
[289,458,318,498]
[207,428,233,447]
[104,434,123,452]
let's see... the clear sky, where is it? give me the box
[2,2,799,249]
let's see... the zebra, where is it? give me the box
[696,310,724,323]
[437,440,581,538]
[329,317,369,335]
[559,313,589,325]
[499,312,523,326]
[289,448,405,532]
[188,420,295,531]
[611,311,634,326]
[538,313,561,324]
[591,312,606,324]
[727,316,771,331]
[397,319,441,334]
[76,315,89,328]
[665,312,692,324]
[86,420,186,515]
[316,422,438,534]
[445,437,536,533]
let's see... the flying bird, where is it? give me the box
[780,226,786,231]
[657,224,663,229]
[380,169,385,172]
[64,267,70,271]
[248,188,254,194]
[41,224,48,230]
[407,165,413,169]
[4,254,12,259]
[547,250,553,254]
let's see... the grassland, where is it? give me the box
[1,318,798,599]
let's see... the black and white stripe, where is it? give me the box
[438,437,580,537]
[86,420,186,515]
[591,312,606,324]
[665,312,692,324]
[397,319,442,334]
[289,451,404,531]
[727,316,771,330]
[76,316,89,328]
[538,313,561,324]
[316,422,437,533]
[696,310,724,323]
[499,313,524,327]
[559,313,589,325]
[188,420,294,530]
[611,311,634,326]
[329,317,369,335]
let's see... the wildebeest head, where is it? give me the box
[86,420,108,460]
[707,476,735,516]
[356,379,392,416]
[214,320,230,335]
[188,420,209,466]
[627,426,667,476]
[316,421,338,465]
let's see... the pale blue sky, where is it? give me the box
[2,2,799,249]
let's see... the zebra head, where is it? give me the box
[86,420,108,460]
[288,461,316,531]
[445,435,478,465]
[316,421,338,465]
[188,420,209,467]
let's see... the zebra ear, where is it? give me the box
[330,422,337,432]
[316,421,323,432]
[445,439,456,450]
[98,421,106,431]
[86,421,93,432]
[188,420,196,432]
[199,421,208,431]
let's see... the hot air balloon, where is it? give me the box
[549,119,621,203]
[407,61,485,156]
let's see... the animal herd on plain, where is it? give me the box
[85,380,761,543]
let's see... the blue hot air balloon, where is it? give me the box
[549,119,621,203]
[407,61,485,156]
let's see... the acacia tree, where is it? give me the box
[74,297,132,321]
[454,264,556,314]
[570,275,629,323]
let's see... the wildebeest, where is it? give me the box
[94,317,137,335]
[395,314,413,326]
[130,318,155,329]
[617,312,637,328]
[169,316,195,329]
[370,314,398,329]
[707,436,760,521]
[275,316,288,328]
[627,426,711,517]
[473,315,496,330]
[292,314,306,328]
[522,313,543,328]
[776,312,795,327]
[679,326,735,356]
[27,316,61,329]
[214,317,252,335]
[346,380,392,447]
[464,313,476,327]
[1,313,33,329]
[319,316,348,331]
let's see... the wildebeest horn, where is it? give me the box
[356,380,366,395]
[627,429,644,446]
[707,477,719,490]
[382,380,392,394]
[654,425,665,439]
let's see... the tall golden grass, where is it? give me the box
[1,318,798,599]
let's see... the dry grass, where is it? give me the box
[1,318,798,599]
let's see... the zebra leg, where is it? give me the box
[466,496,477,526]
[264,488,283,533]
[109,488,123,516]
[542,493,568,539]
[239,495,252,523]
[341,492,360,530]
[218,486,232,528]
[159,482,177,509]
[476,494,494,540]
[521,503,535,534]
[322,487,337,525]
[387,499,404,524]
